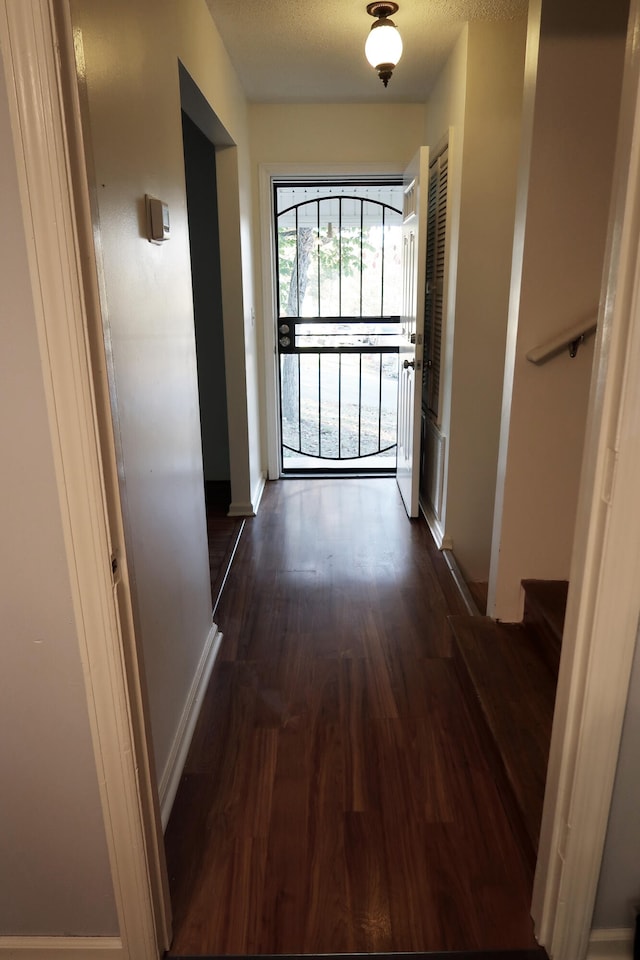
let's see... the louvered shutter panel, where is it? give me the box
[423,147,448,421]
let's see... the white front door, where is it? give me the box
[396,147,429,516]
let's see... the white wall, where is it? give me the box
[70,0,260,786]
[249,103,426,167]
[425,21,527,582]
[0,51,117,936]
[424,27,468,151]
[489,0,628,621]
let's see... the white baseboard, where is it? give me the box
[159,623,223,830]
[251,472,266,514]
[228,473,267,518]
[442,548,480,616]
[419,500,453,551]
[0,937,122,957]
[228,500,255,517]
[587,928,634,960]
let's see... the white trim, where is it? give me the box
[587,928,635,960]
[258,161,405,480]
[251,471,267,514]
[0,3,161,956]
[160,624,223,830]
[259,163,281,480]
[442,549,480,616]
[229,500,257,517]
[420,501,453,551]
[227,472,265,515]
[0,938,122,958]
[533,2,640,956]
[260,161,404,179]
[54,3,171,945]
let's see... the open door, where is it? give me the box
[396,147,429,516]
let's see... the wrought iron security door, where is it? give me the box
[275,182,403,473]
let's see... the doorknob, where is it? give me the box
[403,359,415,370]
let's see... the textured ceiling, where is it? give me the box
[205,0,528,103]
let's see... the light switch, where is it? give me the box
[146,194,170,242]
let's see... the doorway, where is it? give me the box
[273,179,404,475]
[179,70,246,613]
[180,99,231,509]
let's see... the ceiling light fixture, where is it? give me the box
[365,2,403,88]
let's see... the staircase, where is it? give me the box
[522,579,568,677]
[449,581,568,871]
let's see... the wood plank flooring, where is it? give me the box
[165,478,542,957]
[205,481,245,614]
[449,617,557,864]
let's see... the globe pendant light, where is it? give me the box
[365,2,403,87]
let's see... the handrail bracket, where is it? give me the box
[569,334,585,359]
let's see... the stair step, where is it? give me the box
[522,579,568,678]
[449,615,557,866]
[468,580,488,615]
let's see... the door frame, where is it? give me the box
[533,0,640,954]
[179,69,234,507]
[259,162,404,479]
[0,1,167,956]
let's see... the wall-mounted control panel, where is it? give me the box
[145,194,170,242]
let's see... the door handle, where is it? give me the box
[403,359,415,370]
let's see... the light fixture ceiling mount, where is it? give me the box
[365,1,403,88]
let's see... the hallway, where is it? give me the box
[165,478,540,956]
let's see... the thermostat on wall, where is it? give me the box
[146,194,170,242]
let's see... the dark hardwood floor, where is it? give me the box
[205,481,245,614]
[450,617,557,866]
[165,478,542,957]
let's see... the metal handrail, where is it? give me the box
[526,315,598,365]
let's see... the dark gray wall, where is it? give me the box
[182,109,230,484]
